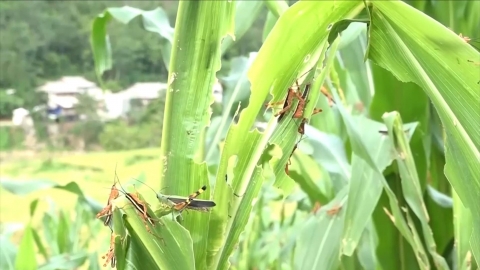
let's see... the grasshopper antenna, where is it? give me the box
[111,162,119,187]
[132,178,168,197]
[297,67,314,81]
[112,163,139,195]
[113,164,128,194]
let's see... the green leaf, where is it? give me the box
[262,11,277,42]
[327,19,370,47]
[15,223,37,270]
[305,124,350,183]
[31,228,48,262]
[180,162,214,269]
[336,23,374,110]
[29,198,39,217]
[369,62,430,195]
[206,54,257,163]
[88,253,101,270]
[341,117,397,256]
[211,168,264,269]
[355,223,378,270]
[0,178,62,195]
[264,0,289,18]
[210,1,363,268]
[332,88,379,171]
[379,173,430,269]
[90,10,112,85]
[41,213,58,255]
[373,184,419,270]
[91,6,174,82]
[268,35,334,195]
[211,2,364,268]
[383,112,449,269]
[425,185,453,255]
[0,179,103,213]
[453,190,474,270]
[159,1,233,189]
[56,211,70,254]
[294,186,349,269]
[332,109,429,267]
[37,253,89,270]
[289,150,332,204]
[221,2,263,54]
[0,224,21,270]
[471,232,480,269]
[151,2,234,268]
[368,1,480,261]
[113,196,195,270]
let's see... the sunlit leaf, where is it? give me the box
[15,224,37,270]
[91,6,174,82]
[368,1,480,260]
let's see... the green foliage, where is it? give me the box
[131,97,166,125]
[0,179,103,269]
[2,1,480,270]
[87,0,480,269]
[0,90,23,118]
[28,110,50,144]
[107,195,195,270]
[70,92,166,151]
[0,127,25,151]
[0,1,175,117]
[69,94,104,149]
[71,120,104,150]
[99,120,161,151]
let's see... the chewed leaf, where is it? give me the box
[112,197,195,270]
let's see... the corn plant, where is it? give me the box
[88,1,479,269]
[0,179,105,269]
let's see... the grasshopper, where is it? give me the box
[109,172,164,241]
[265,69,313,122]
[134,179,216,221]
[101,231,117,268]
[96,175,120,228]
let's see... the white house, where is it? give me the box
[37,76,105,120]
[122,82,168,105]
[114,80,223,110]
[101,91,131,120]
[35,77,224,121]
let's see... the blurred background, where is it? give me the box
[0,1,265,268]
[0,0,478,269]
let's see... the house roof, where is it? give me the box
[122,82,168,100]
[121,81,223,101]
[48,95,78,109]
[37,76,98,94]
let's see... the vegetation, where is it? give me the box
[0,1,166,115]
[0,1,263,117]
[0,1,262,151]
[1,1,479,270]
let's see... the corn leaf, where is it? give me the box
[90,6,173,83]
[111,196,195,270]
[368,1,480,261]
[157,2,234,269]
[383,111,449,269]
[208,1,364,269]
[15,224,37,270]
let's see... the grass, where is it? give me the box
[0,147,293,269]
[0,148,169,268]
[0,148,164,225]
